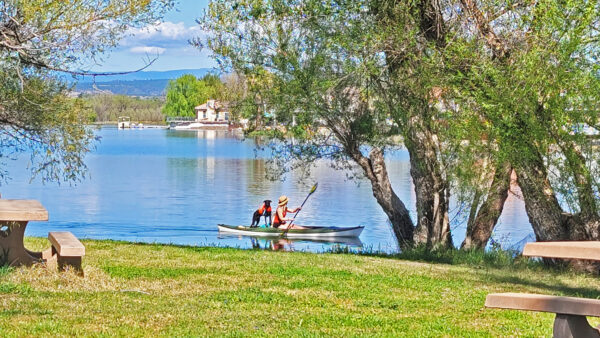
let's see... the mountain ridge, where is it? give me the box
[75,68,214,83]
[74,68,216,96]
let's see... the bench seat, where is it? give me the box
[523,241,600,261]
[46,232,85,275]
[49,231,85,257]
[486,293,600,337]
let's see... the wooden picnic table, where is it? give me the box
[486,241,600,338]
[0,200,48,266]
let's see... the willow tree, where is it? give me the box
[0,0,173,183]
[448,1,600,251]
[201,0,508,249]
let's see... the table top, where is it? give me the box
[523,241,600,261]
[0,200,48,221]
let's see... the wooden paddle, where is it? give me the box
[281,183,318,237]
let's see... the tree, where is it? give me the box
[201,0,462,249]
[202,0,600,257]
[163,74,224,117]
[0,0,173,183]
[85,95,165,123]
[200,0,526,251]
[447,0,600,254]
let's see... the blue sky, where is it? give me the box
[92,0,215,72]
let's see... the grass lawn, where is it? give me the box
[0,238,599,336]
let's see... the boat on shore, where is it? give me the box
[217,224,364,239]
[117,116,131,129]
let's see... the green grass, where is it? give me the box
[0,237,598,336]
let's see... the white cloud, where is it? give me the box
[126,21,203,42]
[129,46,166,54]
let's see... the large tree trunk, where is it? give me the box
[515,151,600,240]
[405,115,452,249]
[514,152,569,242]
[348,145,415,249]
[555,138,598,222]
[461,162,512,250]
[370,0,451,250]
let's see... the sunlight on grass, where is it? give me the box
[0,237,597,336]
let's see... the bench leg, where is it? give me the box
[42,247,57,270]
[57,255,83,276]
[553,314,600,338]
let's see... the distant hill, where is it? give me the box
[73,68,215,97]
[75,68,213,83]
[76,79,170,97]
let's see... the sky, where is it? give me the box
[91,0,215,72]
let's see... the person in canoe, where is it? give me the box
[272,195,305,230]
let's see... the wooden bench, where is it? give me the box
[45,232,85,275]
[486,241,600,338]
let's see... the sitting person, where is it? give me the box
[251,200,272,227]
[272,195,305,229]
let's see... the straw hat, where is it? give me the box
[278,195,288,206]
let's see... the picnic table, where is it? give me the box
[486,241,600,338]
[0,199,48,266]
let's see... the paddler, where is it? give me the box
[272,195,305,229]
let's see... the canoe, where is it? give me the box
[217,224,364,239]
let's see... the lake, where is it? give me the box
[3,127,535,253]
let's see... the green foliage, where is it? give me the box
[84,95,165,123]
[444,0,600,213]
[1,0,174,71]
[200,0,407,164]
[162,74,224,117]
[394,246,528,270]
[0,70,96,183]
[0,0,173,183]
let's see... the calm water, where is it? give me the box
[3,127,535,253]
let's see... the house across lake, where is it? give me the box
[169,99,231,130]
[195,100,230,123]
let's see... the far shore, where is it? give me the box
[91,121,167,125]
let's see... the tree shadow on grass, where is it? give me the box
[484,272,600,298]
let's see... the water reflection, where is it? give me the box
[218,234,363,252]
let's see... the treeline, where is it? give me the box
[84,95,165,123]
[83,73,241,123]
